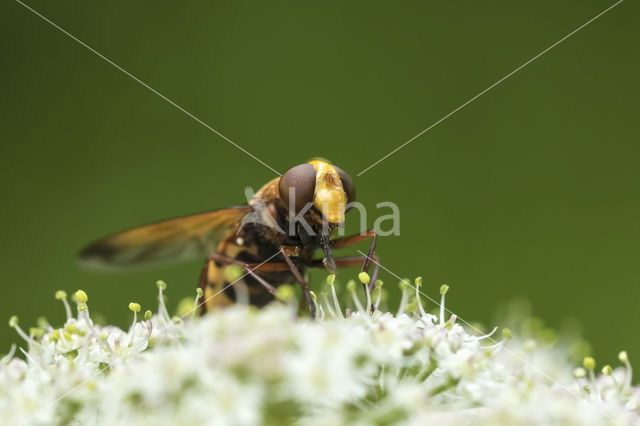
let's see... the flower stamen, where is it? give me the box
[396,279,410,316]
[128,302,141,334]
[326,275,344,319]
[156,280,171,323]
[374,280,384,310]
[55,290,72,322]
[414,277,427,317]
[619,350,633,394]
[347,279,366,314]
[358,272,372,313]
[9,316,40,348]
[439,284,449,325]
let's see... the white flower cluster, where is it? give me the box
[1,276,638,425]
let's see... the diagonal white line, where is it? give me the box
[356,250,618,424]
[15,0,282,176]
[18,251,282,425]
[357,0,624,176]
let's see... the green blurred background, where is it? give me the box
[2,0,638,367]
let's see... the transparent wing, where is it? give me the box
[78,206,250,268]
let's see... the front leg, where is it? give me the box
[330,229,378,290]
[279,247,316,319]
[309,255,378,269]
[331,229,377,273]
[309,254,380,295]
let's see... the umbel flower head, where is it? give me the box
[1,276,639,425]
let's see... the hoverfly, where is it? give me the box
[79,159,378,318]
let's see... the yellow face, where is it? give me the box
[308,160,346,225]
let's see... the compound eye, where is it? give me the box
[333,165,356,204]
[279,164,316,213]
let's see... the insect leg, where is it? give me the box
[329,229,379,292]
[309,255,375,268]
[209,252,291,272]
[208,253,280,296]
[279,247,316,320]
[331,229,377,273]
[309,254,380,293]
